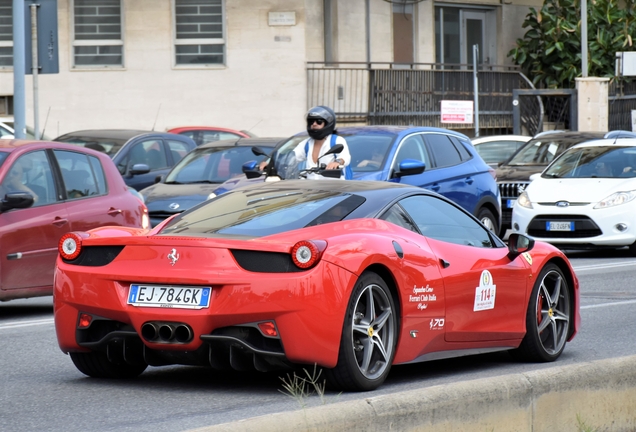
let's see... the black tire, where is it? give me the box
[70,351,148,379]
[326,272,398,392]
[510,263,571,362]
[477,207,497,233]
[628,241,636,256]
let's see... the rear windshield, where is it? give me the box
[160,187,366,237]
[55,136,127,158]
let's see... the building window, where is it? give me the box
[72,0,123,67]
[0,0,12,67]
[174,0,224,66]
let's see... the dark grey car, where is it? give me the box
[54,129,197,191]
[140,137,283,226]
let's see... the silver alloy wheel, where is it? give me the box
[535,269,570,355]
[350,283,395,380]
[481,216,495,231]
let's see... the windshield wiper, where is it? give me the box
[543,173,561,178]
[164,181,183,184]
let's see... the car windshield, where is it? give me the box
[273,132,395,179]
[55,136,127,157]
[160,187,366,237]
[507,138,576,166]
[543,146,636,179]
[165,145,273,184]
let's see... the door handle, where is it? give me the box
[439,258,450,268]
[52,217,68,227]
[107,208,123,216]
[429,184,440,192]
[465,176,474,184]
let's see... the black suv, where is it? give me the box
[496,130,636,236]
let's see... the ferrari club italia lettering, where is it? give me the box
[409,285,437,311]
[474,270,497,311]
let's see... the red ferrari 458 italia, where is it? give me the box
[54,180,580,391]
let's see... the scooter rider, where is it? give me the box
[292,106,351,180]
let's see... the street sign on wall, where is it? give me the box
[24,0,59,74]
[440,100,473,124]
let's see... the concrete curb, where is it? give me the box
[191,355,636,432]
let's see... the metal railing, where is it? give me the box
[307,62,533,134]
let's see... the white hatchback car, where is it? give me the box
[512,138,636,253]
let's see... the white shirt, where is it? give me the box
[292,134,351,180]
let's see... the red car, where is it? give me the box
[166,126,253,146]
[54,180,579,391]
[0,139,149,302]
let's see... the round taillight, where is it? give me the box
[291,240,322,269]
[59,232,82,260]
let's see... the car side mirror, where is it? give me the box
[242,160,263,179]
[507,233,535,260]
[392,159,426,178]
[0,192,35,212]
[130,163,150,176]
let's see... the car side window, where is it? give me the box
[399,195,494,248]
[379,204,419,233]
[54,150,104,199]
[0,150,56,206]
[167,140,191,164]
[424,134,463,168]
[393,134,429,170]
[449,136,473,161]
[127,140,168,171]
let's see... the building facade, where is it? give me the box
[0,0,542,138]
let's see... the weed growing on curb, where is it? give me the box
[279,365,337,408]
[576,413,600,432]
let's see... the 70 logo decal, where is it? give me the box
[430,318,445,330]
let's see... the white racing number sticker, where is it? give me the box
[474,270,496,311]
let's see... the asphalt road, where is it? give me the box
[1,248,636,432]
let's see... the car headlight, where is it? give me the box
[594,190,636,209]
[207,192,216,200]
[517,191,533,209]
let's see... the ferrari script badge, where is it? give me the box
[167,248,180,266]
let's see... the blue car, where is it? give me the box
[54,129,197,191]
[211,126,502,232]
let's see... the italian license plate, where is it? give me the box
[507,199,516,208]
[546,221,574,232]
[127,285,211,309]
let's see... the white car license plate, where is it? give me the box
[546,221,573,232]
[127,285,211,309]
[507,199,516,208]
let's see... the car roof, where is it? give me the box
[571,138,636,148]
[197,137,286,149]
[471,135,530,144]
[54,129,156,141]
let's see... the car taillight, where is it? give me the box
[59,232,83,260]
[290,240,326,269]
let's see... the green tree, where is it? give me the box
[508,0,636,88]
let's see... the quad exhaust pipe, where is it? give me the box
[141,322,193,343]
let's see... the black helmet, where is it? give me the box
[306,105,336,140]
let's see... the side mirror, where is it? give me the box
[507,233,535,260]
[243,160,263,179]
[129,163,150,176]
[0,192,35,212]
[251,146,269,157]
[392,159,426,178]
